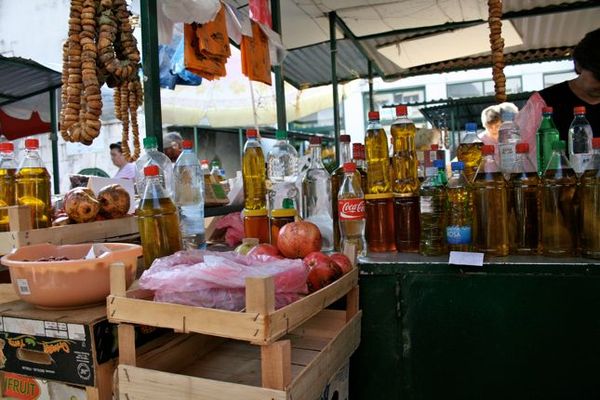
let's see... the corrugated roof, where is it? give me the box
[0,55,62,106]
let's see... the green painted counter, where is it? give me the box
[350,253,600,400]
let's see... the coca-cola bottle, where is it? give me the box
[338,162,366,256]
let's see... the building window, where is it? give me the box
[447,77,522,99]
[363,87,426,126]
[543,70,576,88]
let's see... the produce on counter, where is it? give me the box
[277,220,322,258]
[97,184,130,218]
[330,253,353,275]
[234,238,259,255]
[64,187,100,223]
[304,251,343,293]
[247,243,282,259]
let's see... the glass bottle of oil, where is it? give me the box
[419,164,448,256]
[457,122,483,182]
[541,140,578,257]
[242,129,267,210]
[16,139,51,229]
[137,165,182,268]
[508,143,541,255]
[472,145,509,256]
[391,105,419,196]
[580,138,600,259]
[0,142,18,232]
[364,111,392,194]
[446,161,472,251]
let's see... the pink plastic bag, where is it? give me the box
[139,250,308,311]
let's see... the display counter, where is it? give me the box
[351,253,600,399]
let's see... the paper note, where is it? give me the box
[449,251,484,266]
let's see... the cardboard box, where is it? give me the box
[1,372,86,400]
[0,301,160,388]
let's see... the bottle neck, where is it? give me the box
[142,176,169,199]
[367,119,382,130]
[145,146,158,152]
[339,142,351,165]
[310,145,323,167]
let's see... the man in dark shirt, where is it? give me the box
[516,28,600,167]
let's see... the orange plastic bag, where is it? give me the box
[241,21,272,85]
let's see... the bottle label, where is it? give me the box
[420,196,433,214]
[446,225,471,245]
[338,198,365,220]
[499,143,516,170]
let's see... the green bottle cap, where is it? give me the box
[552,140,566,151]
[143,137,157,149]
[282,198,294,209]
[276,130,287,140]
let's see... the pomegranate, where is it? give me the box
[330,253,353,275]
[303,252,342,293]
[277,221,322,259]
[247,244,282,259]
[64,187,100,223]
[97,184,130,219]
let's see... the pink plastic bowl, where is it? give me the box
[1,243,141,309]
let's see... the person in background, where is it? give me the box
[516,28,600,161]
[110,142,135,180]
[480,102,519,145]
[163,131,183,162]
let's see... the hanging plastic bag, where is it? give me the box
[161,0,220,25]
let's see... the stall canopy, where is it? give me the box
[0,55,62,140]
[232,0,600,88]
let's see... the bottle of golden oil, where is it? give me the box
[0,142,17,231]
[16,139,51,229]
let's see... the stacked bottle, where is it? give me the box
[472,145,509,256]
[508,143,541,255]
[568,106,593,175]
[270,198,296,248]
[541,140,578,256]
[173,140,205,249]
[242,129,269,243]
[419,160,447,256]
[536,107,560,175]
[446,162,473,251]
[136,165,182,268]
[337,162,367,256]
[302,136,334,251]
[331,134,355,250]
[0,142,17,232]
[390,105,420,252]
[580,138,600,258]
[135,136,174,195]
[352,143,368,194]
[16,139,52,229]
[457,122,483,182]
[498,111,521,176]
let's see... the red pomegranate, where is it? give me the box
[277,221,322,259]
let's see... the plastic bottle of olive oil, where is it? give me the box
[16,139,52,229]
[0,142,18,231]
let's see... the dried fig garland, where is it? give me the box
[60,0,143,161]
[488,0,506,103]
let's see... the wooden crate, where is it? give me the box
[115,310,361,400]
[107,263,359,345]
[0,206,139,255]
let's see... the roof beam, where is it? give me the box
[0,84,62,107]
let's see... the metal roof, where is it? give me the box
[237,0,600,88]
[0,55,62,106]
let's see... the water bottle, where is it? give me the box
[568,106,593,175]
[267,129,299,212]
[498,111,520,176]
[173,140,206,249]
[338,162,366,256]
[135,136,174,195]
[446,161,473,251]
[536,107,560,175]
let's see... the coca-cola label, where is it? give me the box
[338,198,365,220]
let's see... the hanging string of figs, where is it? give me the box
[60,0,143,162]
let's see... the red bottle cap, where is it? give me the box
[25,138,39,149]
[352,143,361,159]
[343,162,356,173]
[574,106,586,115]
[246,129,258,138]
[368,111,380,121]
[340,134,351,143]
[481,145,495,155]
[201,159,209,164]
[430,144,439,151]
[592,138,600,149]
[515,143,529,153]
[144,165,159,176]
[395,105,407,116]
[0,142,14,152]
[182,140,193,149]
[309,136,322,145]
[542,106,553,113]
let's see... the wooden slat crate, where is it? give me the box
[107,264,359,345]
[0,206,139,255]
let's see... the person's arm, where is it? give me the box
[515,92,546,170]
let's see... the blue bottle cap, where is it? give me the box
[433,159,445,169]
[451,161,464,171]
[465,122,477,132]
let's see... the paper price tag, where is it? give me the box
[16,279,31,295]
[449,251,484,266]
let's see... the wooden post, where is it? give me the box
[110,262,137,366]
[7,206,32,232]
[261,340,292,390]
[245,276,275,315]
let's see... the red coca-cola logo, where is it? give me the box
[338,199,365,220]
